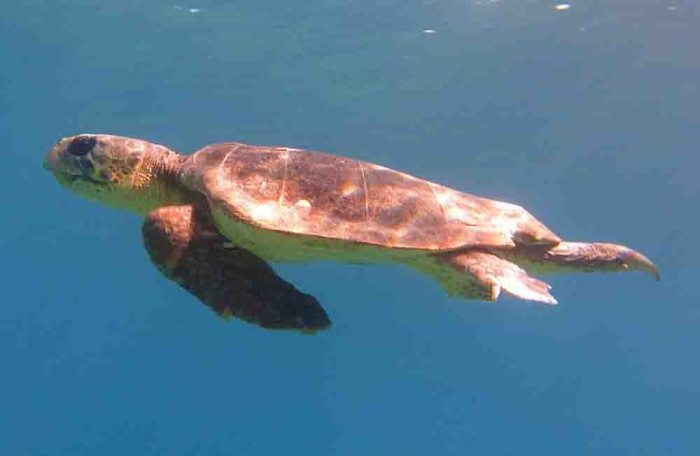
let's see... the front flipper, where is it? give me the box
[142,205,331,332]
[438,250,558,305]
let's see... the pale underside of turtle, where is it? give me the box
[45,134,660,332]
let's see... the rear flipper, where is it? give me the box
[434,250,558,305]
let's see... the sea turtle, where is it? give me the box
[44,134,659,332]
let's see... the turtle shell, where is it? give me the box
[181,142,560,251]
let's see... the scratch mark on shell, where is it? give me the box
[427,182,447,223]
[279,150,289,204]
[218,145,237,183]
[358,161,369,222]
[192,149,200,166]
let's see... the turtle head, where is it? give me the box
[45,134,185,214]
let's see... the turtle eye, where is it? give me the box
[67,136,96,157]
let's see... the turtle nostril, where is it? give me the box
[67,136,96,156]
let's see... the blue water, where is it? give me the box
[3,1,698,454]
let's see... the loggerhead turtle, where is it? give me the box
[44,134,659,332]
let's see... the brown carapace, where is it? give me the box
[45,134,659,332]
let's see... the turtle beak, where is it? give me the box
[44,138,71,173]
[43,142,61,172]
[44,137,84,178]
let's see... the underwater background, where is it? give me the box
[2,0,698,454]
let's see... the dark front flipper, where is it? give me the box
[437,250,558,305]
[142,205,331,332]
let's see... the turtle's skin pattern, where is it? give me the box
[45,134,659,332]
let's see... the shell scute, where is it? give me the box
[284,151,367,224]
